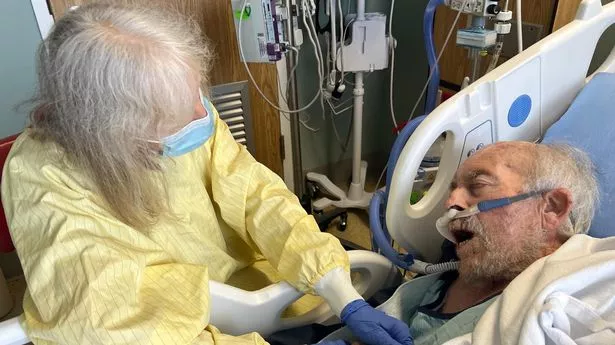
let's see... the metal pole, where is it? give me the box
[471,49,481,82]
[285,0,305,196]
[329,0,337,86]
[347,0,366,201]
[357,0,365,19]
[351,71,364,187]
[470,15,486,82]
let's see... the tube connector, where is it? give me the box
[410,260,459,275]
[496,10,513,21]
[494,22,512,35]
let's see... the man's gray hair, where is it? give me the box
[30,2,212,228]
[525,144,599,237]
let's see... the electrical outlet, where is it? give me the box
[497,21,544,58]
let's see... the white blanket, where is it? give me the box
[444,234,615,345]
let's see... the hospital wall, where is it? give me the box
[0,1,42,278]
[296,0,429,186]
[0,0,41,139]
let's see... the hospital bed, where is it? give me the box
[1,0,615,343]
[326,0,615,342]
[383,0,615,265]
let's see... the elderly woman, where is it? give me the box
[1,3,411,345]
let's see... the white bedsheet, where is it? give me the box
[444,234,615,345]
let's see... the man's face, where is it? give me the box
[445,142,546,283]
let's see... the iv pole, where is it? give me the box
[284,0,305,196]
[306,0,374,211]
[347,0,367,203]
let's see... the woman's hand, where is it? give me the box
[341,300,413,345]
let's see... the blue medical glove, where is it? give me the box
[341,300,413,345]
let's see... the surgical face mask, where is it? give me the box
[156,90,215,157]
[436,190,544,243]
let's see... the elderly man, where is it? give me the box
[1,3,411,345]
[391,141,598,345]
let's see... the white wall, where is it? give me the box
[0,0,43,138]
[0,0,44,278]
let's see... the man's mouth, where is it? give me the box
[451,228,475,245]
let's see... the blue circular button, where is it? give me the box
[508,94,532,127]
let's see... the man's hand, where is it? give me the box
[341,300,413,345]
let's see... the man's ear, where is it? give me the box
[541,188,573,231]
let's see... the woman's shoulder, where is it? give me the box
[5,131,67,174]
[3,131,89,194]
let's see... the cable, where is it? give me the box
[300,113,320,132]
[328,0,338,89]
[373,165,387,193]
[339,18,355,83]
[411,260,459,274]
[325,32,331,85]
[328,97,351,151]
[330,113,349,151]
[277,49,320,132]
[283,46,301,100]
[337,0,345,85]
[303,0,324,81]
[307,1,325,81]
[305,0,328,129]
[486,40,503,73]
[407,0,469,121]
[424,0,446,115]
[333,115,354,158]
[238,0,321,113]
[300,0,351,151]
[516,0,523,53]
[330,0,358,154]
[285,62,301,103]
[389,0,399,132]
[304,1,327,118]
[325,96,353,116]
[327,96,353,111]
[307,0,351,151]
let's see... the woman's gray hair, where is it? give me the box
[525,144,599,237]
[30,2,212,228]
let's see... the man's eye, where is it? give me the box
[469,183,486,195]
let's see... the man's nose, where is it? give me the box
[445,188,470,210]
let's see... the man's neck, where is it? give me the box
[440,277,509,314]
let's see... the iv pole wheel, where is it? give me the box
[338,212,348,231]
[307,181,322,198]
